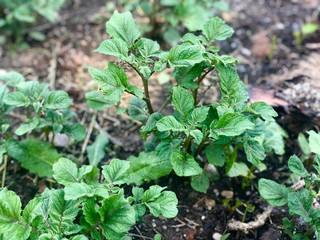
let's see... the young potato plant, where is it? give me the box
[86,11,285,192]
[259,130,320,240]
[114,0,228,45]
[0,0,65,48]
[0,158,178,240]
[0,71,86,177]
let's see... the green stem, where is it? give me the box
[194,132,210,157]
[183,135,192,154]
[192,67,214,106]
[1,154,8,189]
[127,62,154,114]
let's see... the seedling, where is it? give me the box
[0,71,86,177]
[111,0,228,45]
[293,22,318,49]
[86,11,286,192]
[259,130,320,239]
[0,158,178,239]
[0,0,65,48]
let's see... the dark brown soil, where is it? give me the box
[1,0,320,239]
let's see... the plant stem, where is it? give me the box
[183,135,192,153]
[1,154,8,188]
[194,132,210,157]
[193,67,214,106]
[127,62,154,114]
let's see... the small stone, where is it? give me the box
[201,215,206,220]
[152,223,157,228]
[221,190,234,199]
[162,225,167,230]
[204,198,216,210]
[212,232,222,240]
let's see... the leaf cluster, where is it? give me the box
[0,0,65,48]
[0,158,178,240]
[0,71,86,176]
[259,130,320,239]
[87,11,286,192]
[115,0,228,45]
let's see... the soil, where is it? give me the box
[1,0,320,239]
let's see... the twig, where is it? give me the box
[129,233,153,240]
[227,205,273,234]
[1,155,8,189]
[80,112,97,163]
[94,123,123,146]
[48,42,60,90]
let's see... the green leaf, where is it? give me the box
[106,11,140,46]
[146,191,178,218]
[202,17,234,42]
[288,189,313,222]
[53,158,93,185]
[183,4,210,31]
[15,117,39,136]
[22,196,42,224]
[134,38,160,58]
[3,92,30,107]
[243,140,266,166]
[211,113,254,137]
[170,152,202,177]
[126,151,172,185]
[215,63,248,108]
[191,171,210,193]
[128,97,148,122]
[258,179,290,206]
[156,139,182,160]
[64,123,86,141]
[262,121,286,155]
[0,71,25,86]
[99,193,135,239]
[298,133,310,156]
[87,66,125,103]
[140,112,163,133]
[190,129,203,144]
[70,235,89,240]
[168,44,204,67]
[87,132,109,167]
[0,189,30,240]
[5,139,61,177]
[29,31,46,41]
[308,130,320,155]
[45,91,71,109]
[172,86,194,119]
[156,116,186,132]
[226,162,249,177]
[83,198,100,226]
[189,107,210,125]
[0,85,9,103]
[64,182,95,200]
[49,190,80,235]
[205,144,226,167]
[95,39,128,60]
[301,22,318,36]
[102,159,130,185]
[288,155,309,178]
[250,102,278,121]
[142,185,166,203]
[172,62,206,89]
[85,91,112,110]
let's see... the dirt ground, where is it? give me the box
[1,0,320,239]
